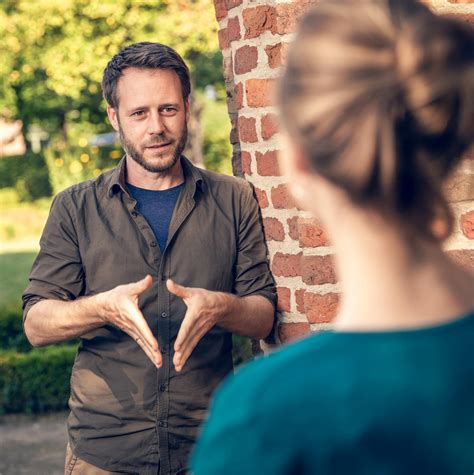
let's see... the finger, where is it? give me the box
[166,279,190,300]
[130,275,153,295]
[127,304,162,366]
[174,329,206,372]
[133,335,161,369]
[174,309,195,352]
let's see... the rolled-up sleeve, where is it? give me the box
[232,183,277,311]
[22,190,85,321]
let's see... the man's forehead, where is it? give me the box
[116,67,183,105]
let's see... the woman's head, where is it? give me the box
[278,0,474,241]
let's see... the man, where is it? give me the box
[22,42,276,475]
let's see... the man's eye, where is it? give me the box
[132,111,145,117]
[162,107,177,114]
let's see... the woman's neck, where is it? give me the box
[323,208,474,332]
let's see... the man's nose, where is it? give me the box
[148,111,165,135]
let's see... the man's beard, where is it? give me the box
[118,121,188,173]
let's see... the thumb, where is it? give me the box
[131,275,153,295]
[166,279,189,299]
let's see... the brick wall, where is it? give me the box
[213,0,474,345]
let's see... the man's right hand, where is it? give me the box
[98,275,162,368]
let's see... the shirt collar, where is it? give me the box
[106,155,203,198]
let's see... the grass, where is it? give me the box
[0,252,37,307]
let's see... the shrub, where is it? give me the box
[0,304,31,353]
[0,152,52,202]
[0,345,77,414]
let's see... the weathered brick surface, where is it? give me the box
[225,0,243,9]
[265,42,289,69]
[272,252,302,277]
[238,116,258,143]
[256,150,280,176]
[261,113,279,140]
[263,217,285,241]
[287,216,299,240]
[304,292,340,324]
[234,45,258,74]
[235,82,244,109]
[447,249,474,273]
[460,210,474,239]
[254,187,269,209]
[279,322,311,344]
[301,255,337,285]
[214,0,227,21]
[298,218,329,247]
[246,79,276,108]
[277,286,291,312]
[243,6,277,39]
[241,151,252,175]
[271,184,295,209]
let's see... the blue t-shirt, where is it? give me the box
[192,311,474,474]
[128,183,184,252]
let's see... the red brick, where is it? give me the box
[272,252,302,277]
[261,113,279,140]
[246,78,276,107]
[263,217,285,241]
[254,187,269,209]
[298,218,330,247]
[238,116,258,143]
[304,292,339,324]
[271,184,296,209]
[218,27,230,49]
[235,82,244,109]
[274,3,309,35]
[301,255,337,285]
[460,210,474,239]
[227,17,241,42]
[234,45,258,75]
[256,150,280,176]
[447,249,474,273]
[277,286,291,312]
[229,113,239,144]
[455,14,474,25]
[241,151,251,175]
[225,0,243,9]
[243,6,277,39]
[295,289,306,313]
[279,322,310,344]
[214,0,227,21]
[265,42,289,69]
[287,216,299,240]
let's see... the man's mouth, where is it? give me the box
[146,142,173,151]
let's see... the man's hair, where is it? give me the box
[102,42,191,109]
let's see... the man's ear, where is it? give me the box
[107,105,120,132]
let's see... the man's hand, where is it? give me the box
[167,279,230,372]
[99,275,162,368]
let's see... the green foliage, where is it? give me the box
[0,152,52,201]
[232,335,253,366]
[201,96,233,176]
[0,252,38,304]
[0,304,31,353]
[0,0,220,133]
[0,345,76,414]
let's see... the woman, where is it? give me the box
[192,0,474,473]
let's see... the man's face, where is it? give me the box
[107,67,189,173]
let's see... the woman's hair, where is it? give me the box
[279,0,474,240]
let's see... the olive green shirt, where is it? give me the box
[22,156,276,475]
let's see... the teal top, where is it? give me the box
[192,311,474,474]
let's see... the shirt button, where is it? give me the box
[158,420,168,428]
[150,241,157,247]
[161,312,168,318]
[161,346,168,355]
[161,275,167,281]
[131,211,138,217]
[159,384,167,392]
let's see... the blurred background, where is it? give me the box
[0,1,249,472]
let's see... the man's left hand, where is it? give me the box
[167,279,231,372]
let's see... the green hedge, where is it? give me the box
[0,305,31,353]
[0,152,52,201]
[0,345,76,414]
